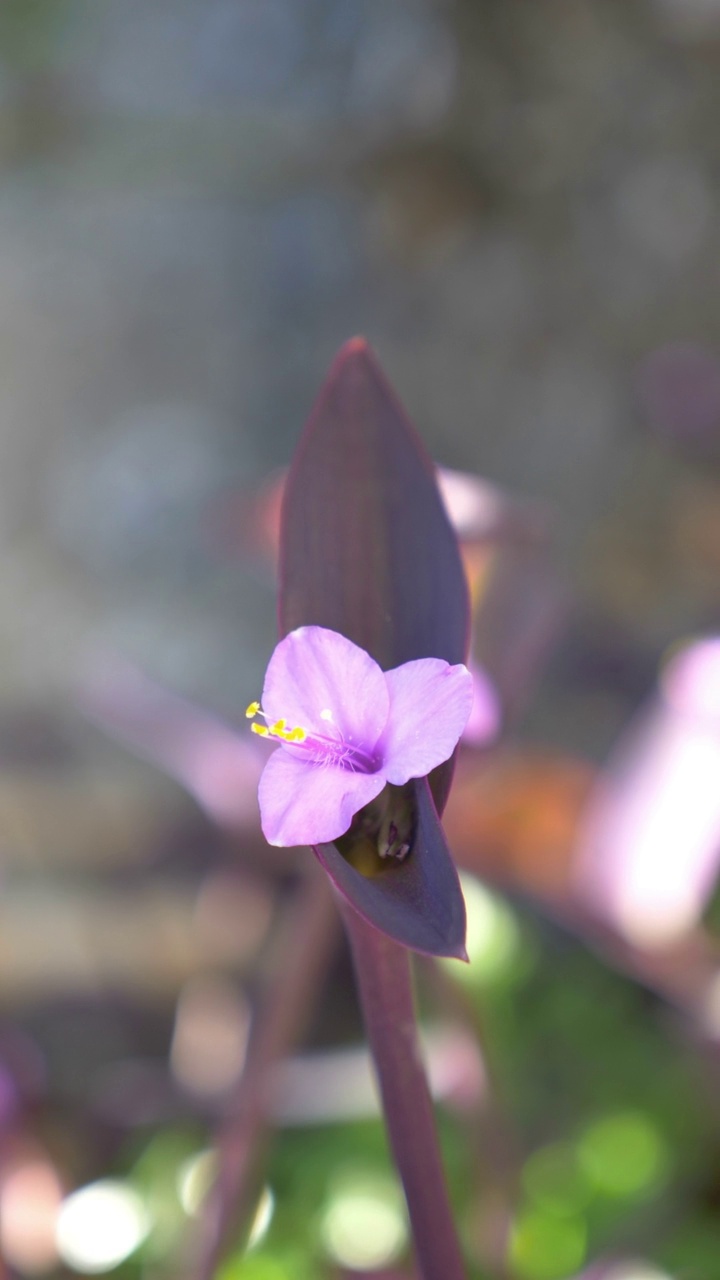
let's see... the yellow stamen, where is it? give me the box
[246,700,308,744]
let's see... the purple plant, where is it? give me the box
[78,336,720,1279]
[263,337,488,1278]
[86,338,491,1278]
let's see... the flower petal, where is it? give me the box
[262,625,389,751]
[381,659,474,785]
[258,748,387,847]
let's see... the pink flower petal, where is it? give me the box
[576,635,720,947]
[381,659,473,785]
[258,749,387,847]
[262,626,389,747]
[462,662,501,746]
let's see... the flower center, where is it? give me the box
[245,701,378,773]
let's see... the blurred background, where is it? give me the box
[2,1,720,1277]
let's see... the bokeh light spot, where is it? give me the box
[56,1180,149,1273]
[177,1149,217,1217]
[444,874,522,985]
[578,1111,668,1199]
[603,1264,675,1280]
[319,1172,407,1271]
[509,1208,586,1279]
[247,1186,275,1251]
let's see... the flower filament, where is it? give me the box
[245,701,307,742]
[246,699,378,773]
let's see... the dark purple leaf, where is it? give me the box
[278,340,470,956]
[314,778,467,960]
[279,339,469,675]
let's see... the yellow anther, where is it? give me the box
[246,702,308,745]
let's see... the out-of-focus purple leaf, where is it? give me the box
[81,659,265,829]
[574,635,720,949]
[472,541,566,725]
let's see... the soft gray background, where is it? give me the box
[0,0,719,977]
[1,0,717,717]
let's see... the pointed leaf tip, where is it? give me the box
[280,341,470,675]
[312,779,467,958]
[339,335,372,358]
[321,336,376,392]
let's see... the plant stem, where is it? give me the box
[340,900,468,1280]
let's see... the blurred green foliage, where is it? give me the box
[0,0,72,70]
[80,888,719,1279]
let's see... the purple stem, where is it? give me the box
[340,900,468,1280]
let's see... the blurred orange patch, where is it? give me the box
[445,751,597,900]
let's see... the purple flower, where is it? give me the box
[248,625,473,848]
